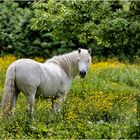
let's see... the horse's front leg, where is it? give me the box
[51,93,66,113]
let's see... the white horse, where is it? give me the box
[2,48,91,117]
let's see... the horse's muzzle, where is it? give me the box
[79,70,86,78]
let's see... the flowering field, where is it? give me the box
[0,55,139,139]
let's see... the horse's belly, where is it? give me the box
[37,72,70,98]
[37,82,61,98]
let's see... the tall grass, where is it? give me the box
[0,56,139,139]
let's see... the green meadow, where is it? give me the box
[0,56,139,139]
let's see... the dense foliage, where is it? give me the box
[0,55,140,139]
[0,0,66,58]
[0,0,140,60]
[31,0,140,60]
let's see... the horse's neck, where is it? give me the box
[60,52,79,79]
[50,52,79,79]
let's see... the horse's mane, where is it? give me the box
[46,51,78,78]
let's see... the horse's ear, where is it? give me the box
[88,48,92,55]
[78,48,81,53]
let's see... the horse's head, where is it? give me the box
[77,48,92,78]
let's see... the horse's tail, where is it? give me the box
[2,64,16,115]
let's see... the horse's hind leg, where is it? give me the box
[11,86,20,115]
[25,89,36,118]
[12,87,20,108]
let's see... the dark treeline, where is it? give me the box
[0,0,140,61]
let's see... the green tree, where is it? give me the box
[98,1,140,60]
[31,0,140,60]
[0,0,61,57]
[0,0,35,56]
[0,0,21,54]
[31,0,111,46]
